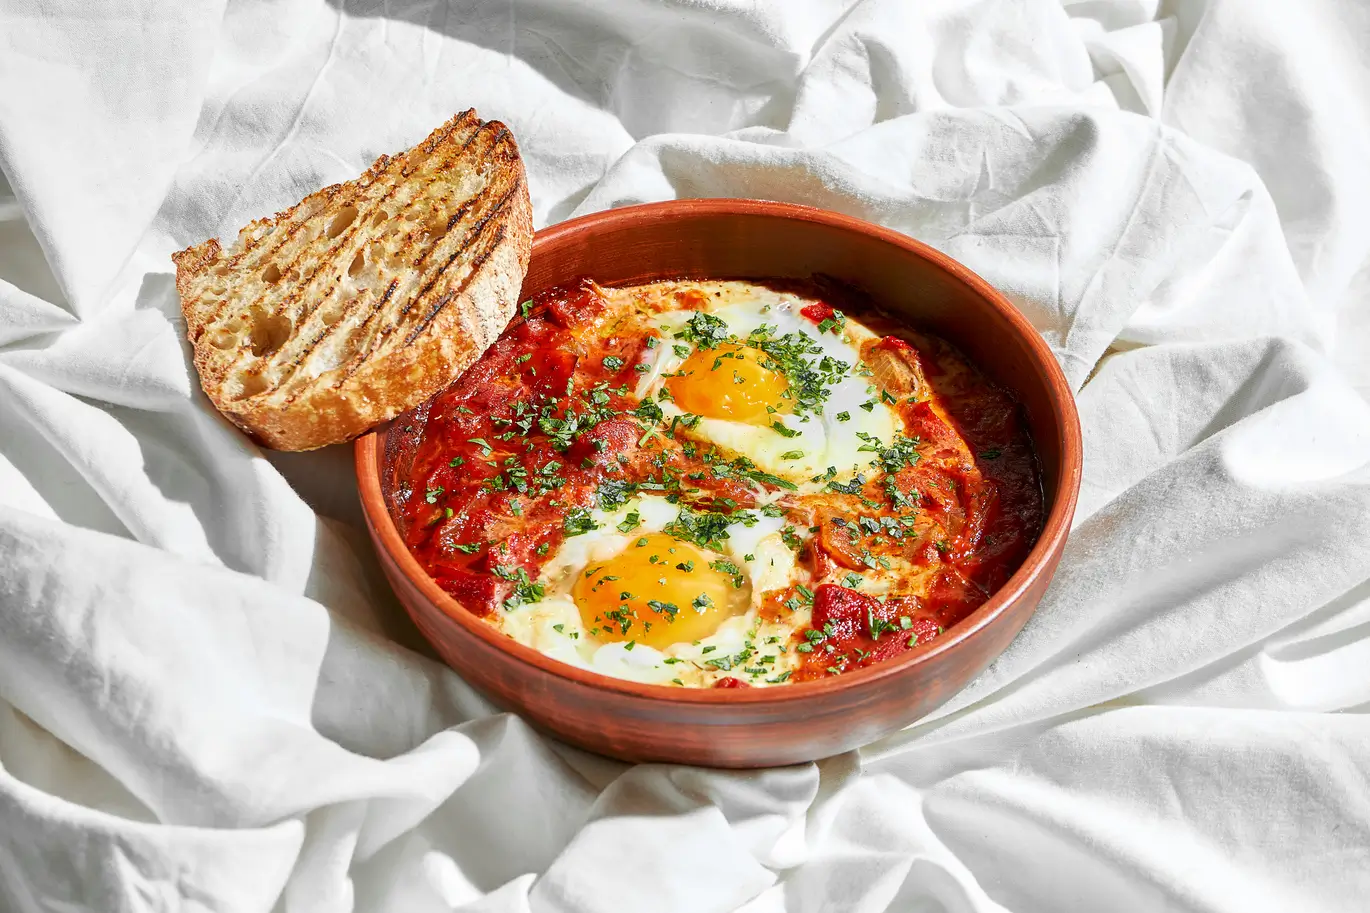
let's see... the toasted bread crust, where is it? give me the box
[172,110,533,451]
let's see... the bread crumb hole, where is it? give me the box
[232,372,268,400]
[209,330,238,350]
[425,213,449,236]
[262,263,282,284]
[248,308,293,357]
[348,250,365,278]
[319,301,347,327]
[371,209,388,228]
[327,205,358,239]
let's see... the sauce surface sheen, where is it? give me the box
[387,279,1043,688]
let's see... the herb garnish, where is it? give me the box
[564,508,599,537]
[675,312,730,349]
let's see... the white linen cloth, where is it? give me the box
[1,0,1369,909]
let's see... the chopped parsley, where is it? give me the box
[675,311,730,349]
[870,434,922,474]
[826,475,866,496]
[744,469,797,491]
[648,599,680,619]
[666,508,754,550]
[867,607,895,641]
[564,508,599,537]
[596,479,635,511]
[746,325,849,418]
[816,310,846,335]
[633,398,664,425]
[708,557,745,588]
[493,565,545,610]
[701,453,798,492]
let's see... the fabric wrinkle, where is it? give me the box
[2,1,1370,910]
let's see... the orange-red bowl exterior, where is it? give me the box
[355,199,1082,767]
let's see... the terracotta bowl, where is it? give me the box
[355,199,1081,768]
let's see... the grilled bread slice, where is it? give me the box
[172,109,533,451]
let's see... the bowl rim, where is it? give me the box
[355,198,1082,705]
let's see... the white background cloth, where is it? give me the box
[1,0,1369,909]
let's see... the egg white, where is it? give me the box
[495,494,804,687]
[642,286,900,484]
[492,282,919,687]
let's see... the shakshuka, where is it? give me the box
[386,279,1042,688]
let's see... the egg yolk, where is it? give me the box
[665,343,789,425]
[573,533,745,649]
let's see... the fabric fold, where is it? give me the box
[1,0,1368,910]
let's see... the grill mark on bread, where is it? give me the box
[284,120,491,325]
[314,278,404,397]
[259,120,480,355]
[278,277,402,406]
[212,113,479,377]
[401,224,504,350]
[247,118,496,393]
[402,210,509,347]
[276,275,394,404]
[358,174,516,364]
[171,108,532,450]
[394,149,514,324]
[334,194,504,383]
[273,128,504,392]
[201,188,344,331]
[327,278,404,389]
[329,144,516,379]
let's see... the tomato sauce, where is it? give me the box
[791,331,1042,680]
[389,281,760,615]
[386,279,1042,683]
